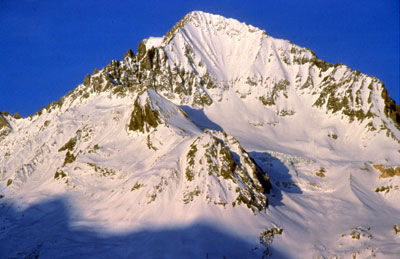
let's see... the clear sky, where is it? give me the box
[1,0,399,117]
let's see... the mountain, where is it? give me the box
[1,11,399,258]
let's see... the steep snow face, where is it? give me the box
[163,11,276,81]
[119,11,400,163]
[1,10,400,259]
[156,11,400,162]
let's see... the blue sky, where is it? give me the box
[1,0,399,116]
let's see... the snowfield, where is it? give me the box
[1,11,399,258]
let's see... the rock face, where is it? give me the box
[183,131,270,212]
[0,113,11,140]
[0,11,399,259]
[0,113,9,130]
[128,97,161,133]
[382,87,400,125]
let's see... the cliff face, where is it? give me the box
[0,113,11,140]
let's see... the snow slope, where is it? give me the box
[1,11,400,258]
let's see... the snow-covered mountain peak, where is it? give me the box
[164,11,265,42]
[6,11,396,162]
[162,11,270,81]
[165,11,244,41]
[1,11,400,258]
[28,11,398,163]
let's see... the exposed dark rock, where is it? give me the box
[83,74,91,86]
[124,49,135,59]
[382,87,400,127]
[63,151,76,166]
[128,98,161,133]
[184,133,271,212]
[0,113,9,130]
[12,112,22,119]
[58,137,77,152]
[0,113,11,139]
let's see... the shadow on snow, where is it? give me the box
[179,105,301,208]
[249,152,302,207]
[180,106,223,132]
[0,197,290,258]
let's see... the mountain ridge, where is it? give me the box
[8,11,399,136]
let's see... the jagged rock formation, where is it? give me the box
[30,11,398,148]
[128,96,161,133]
[183,131,270,212]
[0,112,11,140]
